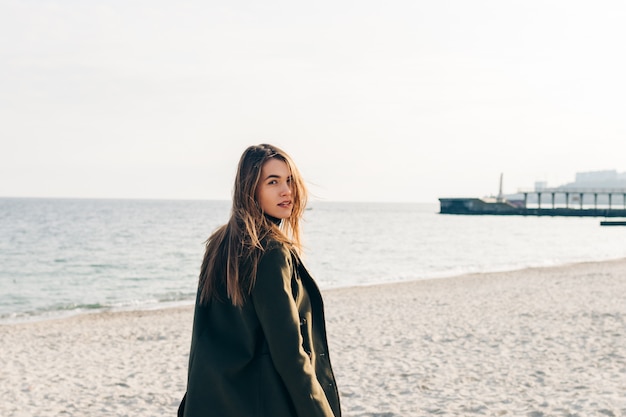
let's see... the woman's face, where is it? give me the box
[256,158,293,219]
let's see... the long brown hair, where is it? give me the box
[198,144,308,306]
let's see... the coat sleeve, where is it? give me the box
[251,243,336,417]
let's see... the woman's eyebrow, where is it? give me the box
[263,174,281,181]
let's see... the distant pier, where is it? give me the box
[519,187,626,211]
[439,187,626,217]
[600,220,626,226]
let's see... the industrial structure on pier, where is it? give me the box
[439,170,626,217]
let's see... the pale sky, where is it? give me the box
[1,0,625,203]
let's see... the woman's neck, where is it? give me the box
[265,214,282,225]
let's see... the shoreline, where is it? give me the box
[3,255,625,326]
[2,257,626,416]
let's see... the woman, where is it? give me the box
[178,144,341,417]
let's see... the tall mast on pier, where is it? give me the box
[497,173,504,202]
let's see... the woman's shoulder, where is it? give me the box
[251,239,295,293]
[260,234,293,252]
[260,237,293,260]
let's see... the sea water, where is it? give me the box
[1,197,625,323]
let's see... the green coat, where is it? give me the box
[179,241,341,417]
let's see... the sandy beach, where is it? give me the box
[2,259,625,417]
